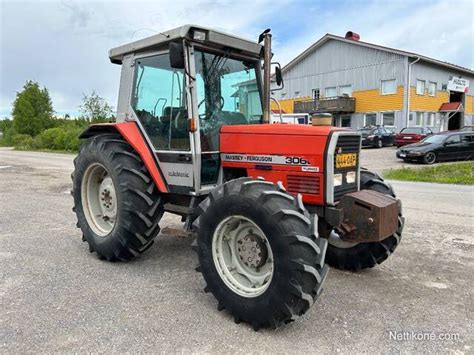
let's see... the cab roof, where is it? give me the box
[109,24,263,64]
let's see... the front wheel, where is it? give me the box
[376,139,383,148]
[423,152,436,164]
[325,170,404,271]
[193,178,328,329]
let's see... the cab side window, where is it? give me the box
[132,54,189,151]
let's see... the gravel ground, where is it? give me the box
[359,146,404,173]
[1,148,473,353]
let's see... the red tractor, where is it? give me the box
[72,25,404,329]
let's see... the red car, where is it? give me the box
[395,127,433,147]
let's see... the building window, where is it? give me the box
[312,89,320,100]
[428,82,436,96]
[364,113,377,126]
[416,80,425,95]
[426,112,435,126]
[381,112,395,128]
[341,115,351,127]
[325,87,337,97]
[381,79,396,95]
[415,112,424,126]
[339,85,352,97]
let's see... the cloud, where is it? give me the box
[271,0,474,68]
[0,0,472,118]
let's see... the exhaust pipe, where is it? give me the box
[262,31,272,124]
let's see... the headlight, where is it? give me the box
[411,151,423,156]
[334,173,343,186]
[346,171,356,184]
[367,135,375,140]
[193,30,207,41]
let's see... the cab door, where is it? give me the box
[192,47,263,190]
[129,52,194,192]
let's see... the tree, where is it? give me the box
[12,81,54,136]
[79,91,114,123]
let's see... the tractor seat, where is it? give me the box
[160,106,186,123]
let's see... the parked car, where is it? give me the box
[460,126,474,132]
[396,131,474,164]
[359,126,395,148]
[395,127,433,147]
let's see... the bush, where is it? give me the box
[1,116,86,152]
[0,126,19,146]
[33,126,83,152]
[12,134,34,150]
[62,127,83,151]
[34,128,64,150]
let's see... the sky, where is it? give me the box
[0,0,473,118]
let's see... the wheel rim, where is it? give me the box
[81,163,117,237]
[425,153,435,163]
[212,215,274,298]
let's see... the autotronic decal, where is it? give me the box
[221,153,313,166]
[159,162,194,187]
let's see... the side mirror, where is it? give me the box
[169,42,185,69]
[275,66,283,87]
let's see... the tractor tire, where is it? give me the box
[72,133,163,261]
[193,177,328,330]
[325,169,404,271]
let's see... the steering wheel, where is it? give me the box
[198,97,225,112]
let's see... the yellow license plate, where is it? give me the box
[336,153,357,168]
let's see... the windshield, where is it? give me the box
[359,128,374,135]
[401,128,422,134]
[422,135,445,144]
[195,49,262,152]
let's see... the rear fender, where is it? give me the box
[79,122,168,193]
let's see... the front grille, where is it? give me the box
[333,134,360,201]
[334,182,358,201]
[287,175,320,195]
[334,135,360,155]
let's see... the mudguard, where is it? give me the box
[79,122,168,193]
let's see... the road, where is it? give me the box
[1,148,473,353]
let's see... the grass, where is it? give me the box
[384,161,474,185]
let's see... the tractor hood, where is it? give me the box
[219,124,360,205]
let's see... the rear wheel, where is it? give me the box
[193,178,328,329]
[423,151,436,164]
[325,170,404,271]
[72,133,164,261]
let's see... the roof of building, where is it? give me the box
[109,24,263,64]
[281,33,474,76]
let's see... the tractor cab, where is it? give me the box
[109,25,267,193]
